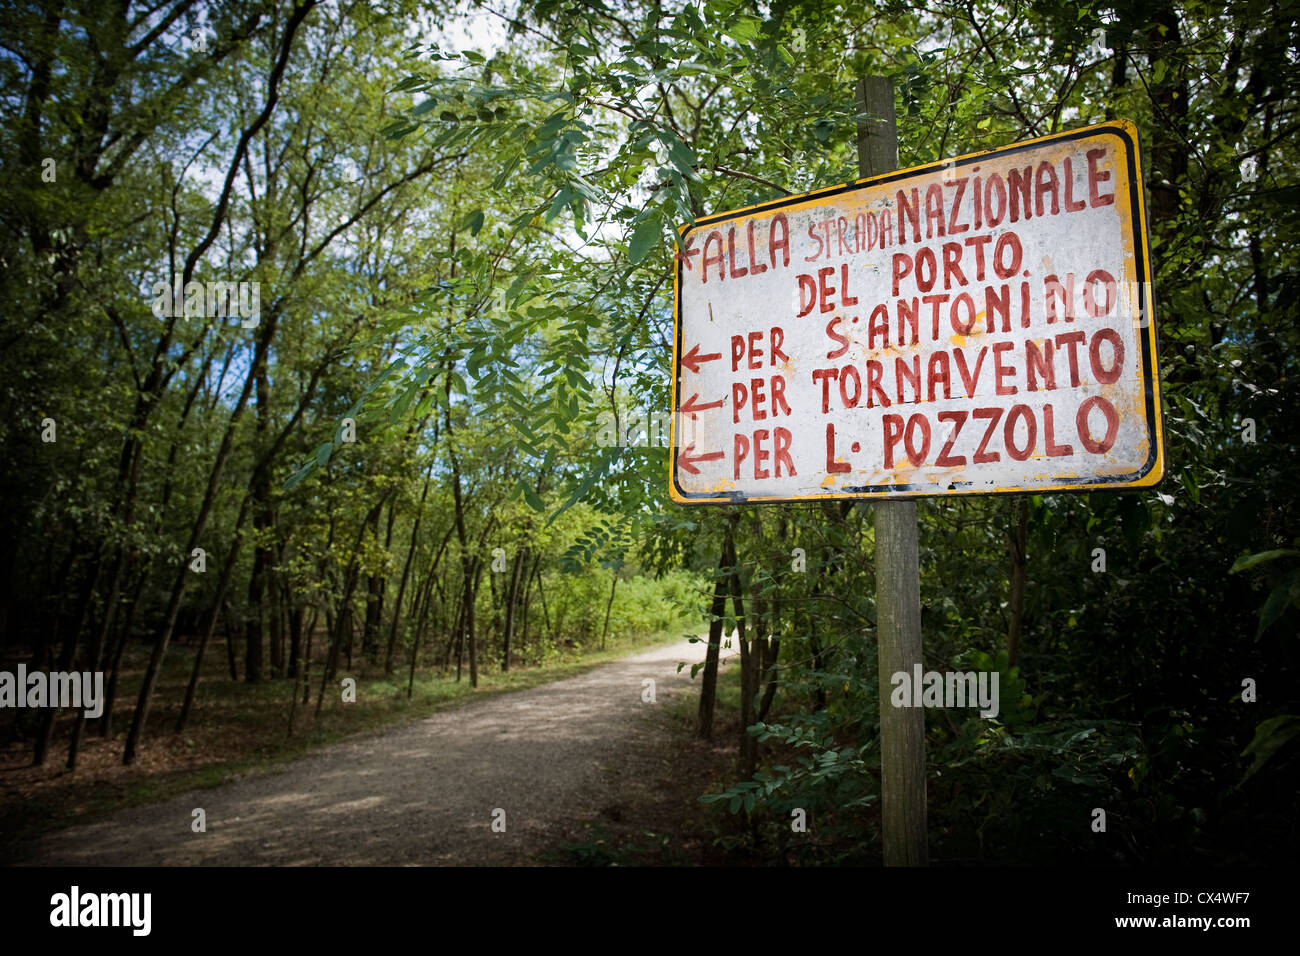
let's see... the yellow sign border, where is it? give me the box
[668,119,1165,505]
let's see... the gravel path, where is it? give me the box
[18,637,727,866]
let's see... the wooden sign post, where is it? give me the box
[858,75,927,867]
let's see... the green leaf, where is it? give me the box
[1255,570,1300,640]
[1229,549,1299,574]
[535,112,569,140]
[545,188,571,222]
[724,18,760,43]
[389,384,417,423]
[283,461,316,492]
[515,478,545,512]
[549,448,620,524]
[314,441,334,467]
[462,209,485,236]
[628,214,662,264]
[380,121,417,140]
[660,133,699,181]
[1239,715,1300,785]
[392,74,427,92]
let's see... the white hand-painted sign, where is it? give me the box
[669,120,1164,504]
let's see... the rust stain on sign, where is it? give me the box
[669,120,1164,504]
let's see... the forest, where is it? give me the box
[0,0,1296,869]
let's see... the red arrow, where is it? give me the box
[681,343,722,374]
[680,392,724,415]
[677,443,725,475]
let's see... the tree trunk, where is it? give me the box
[488,558,502,650]
[600,569,618,651]
[302,606,317,705]
[518,551,539,664]
[411,563,449,696]
[408,582,440,698]
[245,347,273,685]
[342,602,354,673]
[269,571,283,678]
[455,562,471,682]
[696,540,730,739]
[386,468,434,675]
[362,500,389,663]
[224,600,239,681]
[177,495,252,733]
[288,601,303,679]
[1007,496,1029,667]
[536,564,552,644]
[466,557,482,688]
[100,571,146,738]
[67,561,115,767]
[502,546,526,671]
[410,559,439,673]
[758,637,780,722]
[35,555,96,765]
[287,653,304,738]
[84,556,125,736]
[315,507,376,717]
[809,633,827,712]
[727,529,757,778]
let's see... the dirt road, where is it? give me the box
[18,637,726,866]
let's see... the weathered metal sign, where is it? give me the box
[669,120,1164,504]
